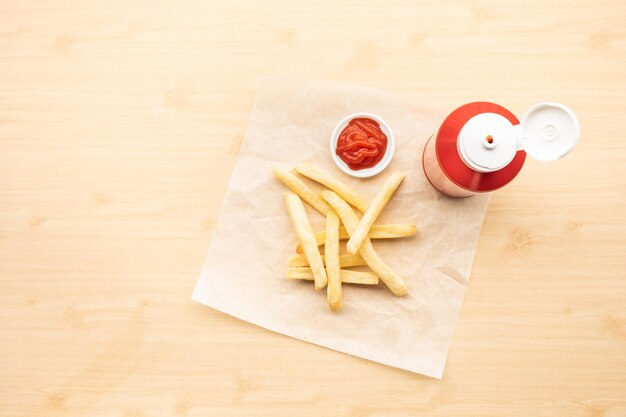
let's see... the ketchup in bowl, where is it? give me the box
[335,117,388,170]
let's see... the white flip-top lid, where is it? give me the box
[457,102,580,173]
[518,102,580,161]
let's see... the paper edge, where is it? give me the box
[190,293,444,379]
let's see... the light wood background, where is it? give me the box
[1,1,625,416]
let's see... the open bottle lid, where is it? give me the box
[517,102,580,162]
[457,102,579,173]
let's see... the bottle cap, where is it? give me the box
[518,102,580,162]
[457,102,579,173]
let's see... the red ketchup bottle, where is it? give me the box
[422,102,580,197]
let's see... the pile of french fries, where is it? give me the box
[274,164,416,312]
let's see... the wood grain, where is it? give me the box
[1,1,625,416]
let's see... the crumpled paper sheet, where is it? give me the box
[193,79,489,379]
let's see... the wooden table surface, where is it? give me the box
[2,1,625,416]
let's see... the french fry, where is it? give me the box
[347,172,405,254]
[286,268,379,285]
[325,212,342,312]
[321,190,408,296]
[295,224,417,253]
[284,193,327,290]
[273,166,330,215]
[287,253,366,268]
[357,224,417,239]
[295,164,369,212]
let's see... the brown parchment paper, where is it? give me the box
[192,79,489,379]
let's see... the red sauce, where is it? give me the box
[336,118,388,170]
